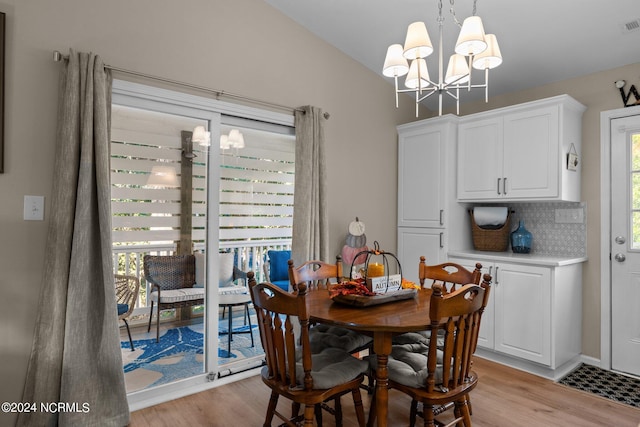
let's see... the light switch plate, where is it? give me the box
[24,195,45,221]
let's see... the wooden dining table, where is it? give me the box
[306,287,433,427]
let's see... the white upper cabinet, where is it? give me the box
[398,116,456,228]
[457,95,586,202]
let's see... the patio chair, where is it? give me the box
[263,249,291,291]
[115,274,140,351]
[144,255,205,342]
[248,272,367,427]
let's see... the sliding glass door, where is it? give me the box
[110,79,294,408]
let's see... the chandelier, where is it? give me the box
[382,0,502,116]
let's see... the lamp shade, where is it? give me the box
[383,44,409,77]
[403,22,433,60]
[445,54,470,84]
[455,16,487,56]
[192,125,211,146]
[472,34,502,70]
[146,165,179,188]
[220,134,231,150]
[405,59,430,90]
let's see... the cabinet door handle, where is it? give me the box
[488,266,493,276]
[503,177,508,195]
[495,266,499,285]
[439,232,444,248]
[497,178,502,195]
[439,209,444,226]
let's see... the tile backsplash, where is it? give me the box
[510,202,586,257]
[476,202,587,257]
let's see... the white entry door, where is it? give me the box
[610,113,640,377]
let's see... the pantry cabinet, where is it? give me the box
[397,116,466,284]
[457,95,585,202]
[449,253,583,375]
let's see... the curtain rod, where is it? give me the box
[52,50,330,119]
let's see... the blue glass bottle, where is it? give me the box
[510,220,532,253]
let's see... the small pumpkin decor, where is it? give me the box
[341,217,369,272]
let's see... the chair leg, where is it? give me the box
[410,399,418,427]
[314,404,323,426]
[334,397,343,427]
[455,398,472,427]
[227,305,233,354]
[155,304,160,343]
[246,303,254,347]
[147,301,154,333]
[264,391,279,427]
[352,388,366,427]
[366,387,377,427]
[422,403,436,427]
[123,319,135,351]
[303,405,315,426]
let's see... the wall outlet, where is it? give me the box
[24,195,45,221]
[555,208,584,224]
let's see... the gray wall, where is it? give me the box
[1,0,639,423]
[0,1,417,422]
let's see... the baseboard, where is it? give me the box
[475,348,583,381]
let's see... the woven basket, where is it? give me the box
[470,210,511,252]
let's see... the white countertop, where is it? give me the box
[448,249,587,267]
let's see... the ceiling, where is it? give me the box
[265,0,640,112]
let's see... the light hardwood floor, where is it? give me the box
[128,357,640,426]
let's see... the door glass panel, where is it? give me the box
[111,105,209,392]
[630,132,640,249]
[217,121,294,370]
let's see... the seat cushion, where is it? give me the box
[392,330,445,348]
[369,342,445,389]
[267,250,291,282]
[309,324,372,354]
[218,285,249,295]
[117,303,129,316]
[287,347,367,390]
[149,288,205,303]
[271,279,290,292]
[218,252,235,287]
[194,252,237,288]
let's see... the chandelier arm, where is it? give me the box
[485,68,489,102]
[394,75,399,108]
[416,88,438,103]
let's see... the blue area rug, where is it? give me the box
[121,318,263,391]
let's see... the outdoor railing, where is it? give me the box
[113,240,292,316]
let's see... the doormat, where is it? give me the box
[558,363,640,408]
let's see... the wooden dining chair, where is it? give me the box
[367,277,491,427]
[288,257,373,355]
[248,272,367,427]
[419,256,483,294]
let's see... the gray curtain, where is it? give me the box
[292,106,329,266]
[17,50,129,427]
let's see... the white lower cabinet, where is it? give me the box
[398,228,445,284]
[449,256,582,372]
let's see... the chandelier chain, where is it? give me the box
[448,0,462,27]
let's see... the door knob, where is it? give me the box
[614,253,626,262]
[615,236,626,244]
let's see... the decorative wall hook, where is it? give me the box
[615,80,640,107]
